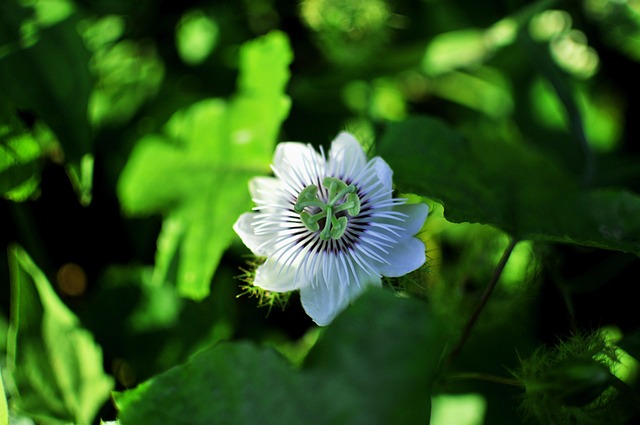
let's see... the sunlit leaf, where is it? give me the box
[6,245,114,424]
[113,288,447,424]
[299,0,391,67]
[0,110,43,201]
[430,393,487,425]
[87,36,164,127]
[420,2,555,78]
[422,29,490,76]
[530,78,623,153]
[378,116,640,256]
[118,30,292,299]
[0,373,7,425]
[430,69,513,119]
[519,30,600,183]
[584,0,640,62]
[176,9,219,66]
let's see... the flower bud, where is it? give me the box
[526,358,613,407]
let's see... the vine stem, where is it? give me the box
[446,237,519,365]
[445,372,522,387]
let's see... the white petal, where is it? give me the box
[367,202,428,241]
[328,132,367,178]
[371,157,393,192]
[355,157,395,206]
[233,212,272,256]
[376,237,426,277]
[300,263,381,326]
[249,176,283,208]
[395,203,429,238]
[273,142,324,186]
[348,268,382,298]
[254,256,306,292]
[300,280,349,326]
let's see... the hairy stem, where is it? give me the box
[446,237,519,364]
[445,372,522,387]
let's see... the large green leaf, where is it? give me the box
[303,289,445,424]
[115,342,303,425]
[114,288,447,425]
[117,30,292,299]
[377,116,640,256]
[5,245,114,424]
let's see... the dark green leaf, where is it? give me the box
[6,245,113,424]
[115,342,303,425]
[378,116,640,256]
[303,288,445,424]
[114,288,447,425]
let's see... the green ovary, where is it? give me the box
[294,176,361,240]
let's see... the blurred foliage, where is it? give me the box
[6,245,112,424]
[1,0,640,424]
[117,31,291,299]
[0,373,6,425]
[0,105,45,202]
[0,0,93,204]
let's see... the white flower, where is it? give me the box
[233,132,428,325]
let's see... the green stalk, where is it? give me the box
[446,238,519,364]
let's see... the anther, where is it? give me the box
[296,178,361,240]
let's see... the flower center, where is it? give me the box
[294,176,361,240]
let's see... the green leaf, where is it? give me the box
[0,113,43,201]
[377,116,640,256]
[0,1,93,202]
[175,10,219,66]
[0,99,50,202]
[0,373,7,425]
[0,311,7,352]
[584,0,640,62]
[86,33,164,128]
[115,342,303,425]
[113,288,447,424]
[117,30,292,299]
[303,289,446,424]
[6,245,114,424]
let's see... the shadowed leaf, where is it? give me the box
[378,116,640,256]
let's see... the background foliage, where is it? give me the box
[2,0,640,424]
